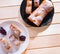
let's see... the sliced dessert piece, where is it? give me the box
[9,34,20,46]
[40,0,54,13]
[28,0,54,26]
[0,38,12,52]
[10,24,22,38]
[26,0,32,14]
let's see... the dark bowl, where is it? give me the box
[20,0,54,27]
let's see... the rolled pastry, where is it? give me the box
[28,0,54,26]
[0,38,12,52]
[40,0,54,13]
[9,34,20,46]
[10,24,22,38]
[34,0,40,7]
[26,0,32,14]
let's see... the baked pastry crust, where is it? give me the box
[10,24,21,38]
[9,34,20,46]
[26,0,32,14]
[0,38,12,52]
[28,0,54,26]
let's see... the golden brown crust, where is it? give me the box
[28,7,47,26]
[26,0,32,14]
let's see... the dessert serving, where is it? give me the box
[28,0,54,26]
[0,21,29,54]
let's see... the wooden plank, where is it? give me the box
[27,35,60,49]
[0,6,20,18]
[52,13,60,24]
[27,25,50,37]
[37,24,60,36]
[27,24,60,37]
[0,0,60,7]
[26,47,60,54]
[52,0,60,2]
[54,3,60,12]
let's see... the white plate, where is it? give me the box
[0,21,29,54]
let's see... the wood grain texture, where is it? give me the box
[37,24,60,36]
[26,47,60,54]
[52,0,60,2]
[0,0,60,7]
[27,24,60,37]
[0,6,20,18]
[52,13,60,24]
[27,34,60,49]
[54,3,60,12]
[0,0,22,7]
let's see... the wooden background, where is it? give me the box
[0,0,60,54]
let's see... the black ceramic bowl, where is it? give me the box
[20,0,54,27]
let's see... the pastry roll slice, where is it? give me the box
[0,38,12,52]
[26,0,32,14]
[9,34,20,47]
[28,0,54,26]
[40,0,54,13]
[10,24,22,38]
[34,0,40,7]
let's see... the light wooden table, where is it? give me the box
[0,0,60,54]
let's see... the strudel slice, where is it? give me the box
[40,0,54,13]
[28,0,54,26]
[10,24,22,38]
[9,34,20,47]
[26,0,32,14]
[0,38,12,52]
